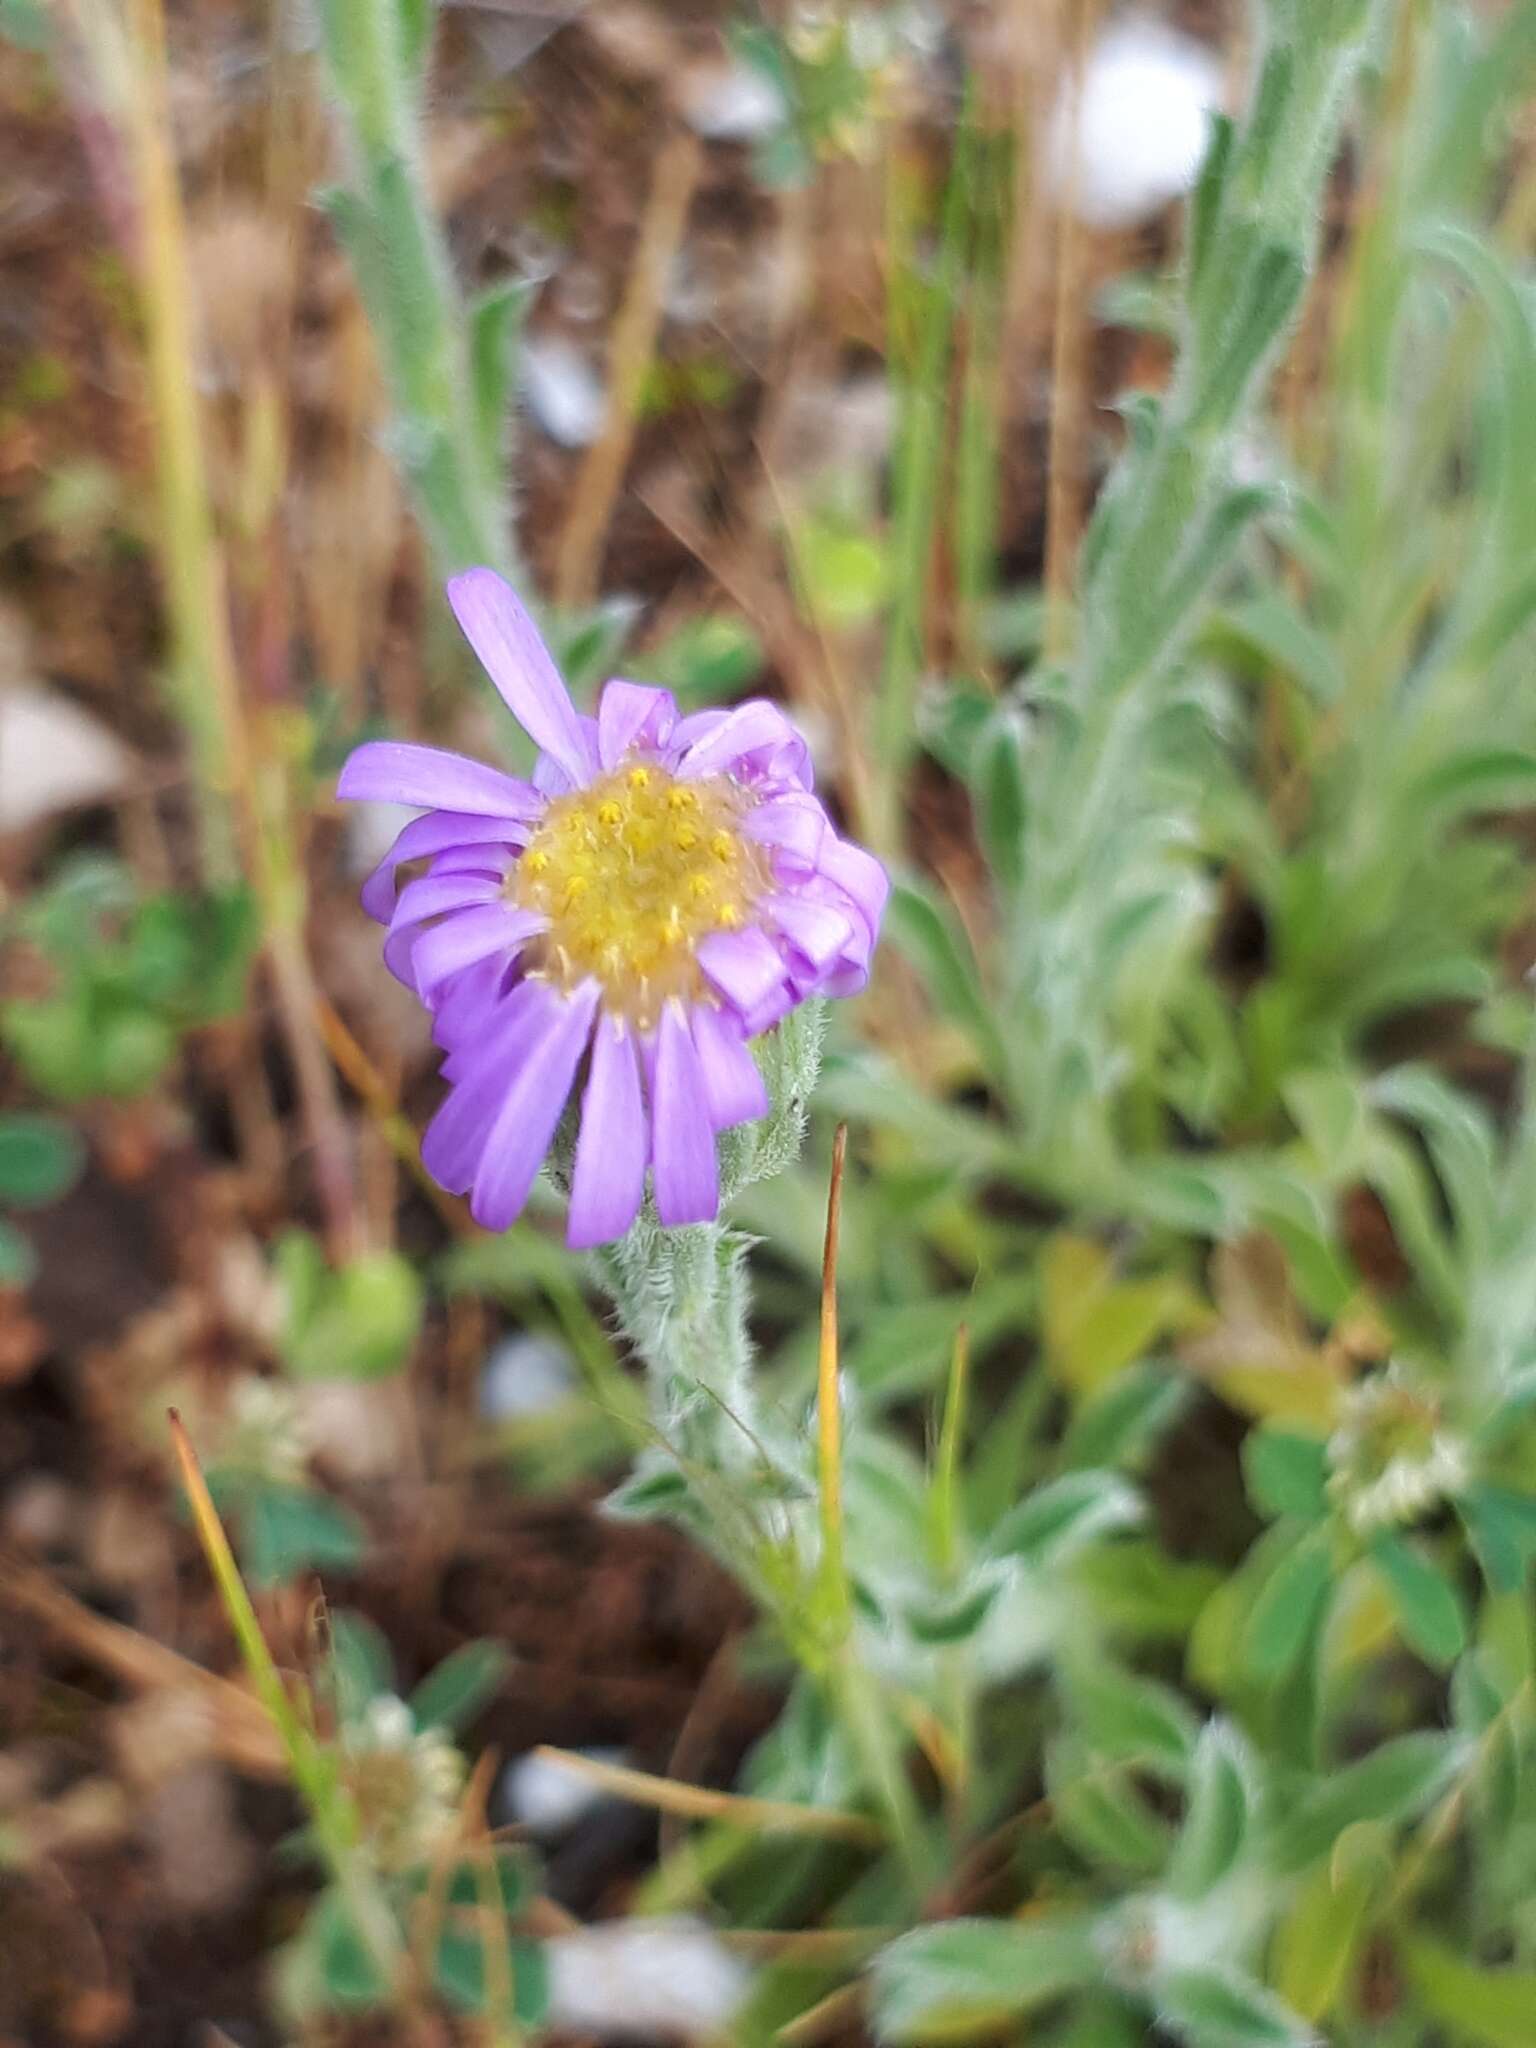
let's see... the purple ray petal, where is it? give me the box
[675,699,806,782]
[359,810,537,921]
[422,979,554,1192]
[743,793,826,869]
[597,680,678,771]
[666,708,727,757]
[471,981,601,1230]
[814,960,871,999]
[739,982,798,1037]
[339,740,543,818]
[433,954,516,1051]
[426,844,519,881]
[816,834,890,931]
[412,903,548,998]
[446,569,595,788]
[767,894,853,971]
[691,1003,769,1128]
[651,1001,719,1227]
[696,925,789,1017]
[382,925,420,987]
[567,1014,648,1248]
[796,874,876,971]
[390,872,504,932]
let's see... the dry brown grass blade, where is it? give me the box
[554,131,704,610]
[528,1743,884,1847]
[0,1551,285,1775]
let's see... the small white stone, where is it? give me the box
[343,799,421,880]
[479,1331,576,1423]
[0,684,132,833]
[1047,19,1225,231]
[498,1745,628,1835]
[680,60,787,142]
[522,337,607,449]
[546,1917,750,2039]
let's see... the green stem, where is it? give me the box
[1006,0,1386,1171]
[314,0,528,629]
[169,1414,402,1989]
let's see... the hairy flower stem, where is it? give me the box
[597,1217,760,1462]
[591,1000,825,1454]
[595,1011,930,1880]
[314,0,530,662]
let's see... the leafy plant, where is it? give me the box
[1,856,256,1101]
[274,1230,424,1385]
[0,1110,84,1286]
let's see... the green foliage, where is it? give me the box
[634,614,765,703]
[277,1621,544,2027]
[314,0,525,593]
[869,1915,1100,2042]
[0,857,256,1101]
[1166,1723,1258,1901]
[275,1231,424,1382]
[239,1481,367,1587]
[0,1112,81,1206]
[300,0,1536,2039]
[834,2,1536,2036]
[407,1640,512,1735]
[0,1110,83,1287]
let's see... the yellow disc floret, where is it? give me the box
[511,761,769,1023]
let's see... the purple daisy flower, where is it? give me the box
[338,569,887,1250]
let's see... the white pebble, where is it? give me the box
[479,1331,576,1423]
[680,60,788,142]
[522,337,607,449]
[0,684,131,833]
[1048,18,1225,231]
[498,1745,628,1835]
[343,799,421,879]
[546,1917,750,2039]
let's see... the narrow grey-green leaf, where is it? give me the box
[870,1914,1099,2043]
[1369,1535,1468,1668]
[1275,1733,1461,1872]
[990,1472,1142,1565]
[1242,1530,1334,1682]
[1242,1431,1329,1522]
[1157,1964,1315,2048]
[1167,1721,1256,1900]
[409,1640,512,1734]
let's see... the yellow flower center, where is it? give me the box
[511,762,769,1023]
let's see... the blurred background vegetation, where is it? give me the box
[4,1,1536,2044]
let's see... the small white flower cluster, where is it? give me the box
[343,1695,465,1872]
[220,1375,310,1489]
[1326,1366,1471,1536]
[780,0,942,159]
[786,0,940,69]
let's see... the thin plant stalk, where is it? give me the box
[815,1123,852,1629]
[1042,0,1099,660]
[313,0,529,620]
[873,99,972,857]
[66,0,247,880]
[554,133,703,612]
[815,1130,929,1888]
[64,0,364,1261]
[1006,0,1386,1174]
[168,1412,403,1990]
